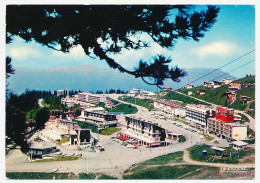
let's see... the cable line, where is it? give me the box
[178,49,255,89]
[211,59,255,81]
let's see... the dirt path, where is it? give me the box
[183,150,255,168]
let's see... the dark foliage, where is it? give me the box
[6,5,219,87]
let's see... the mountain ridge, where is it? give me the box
[8,64,237,94]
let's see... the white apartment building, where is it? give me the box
[154,100,186,118]
[139,90,157,99]
[77,109,118,128]
[185,104,213,132]
[127,88,141,97]
[69,92,105,105]
[122,116,167,147]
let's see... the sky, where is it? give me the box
[6,5,255,79]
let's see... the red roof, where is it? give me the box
[155,100,181,108]
[163,87,172,89]
[65,110,74,114]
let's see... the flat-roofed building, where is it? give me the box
[232,141,248,150]
[28,141,56,159]
[185,104,213,132]
[77,110,118,128]
[139,91,157,99]
[57,89,68,97]
[127,88,141,97]
[207,106,247,142]
[122,116,167,147]
[154,100,186,118]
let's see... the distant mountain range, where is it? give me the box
[8,64,236,94]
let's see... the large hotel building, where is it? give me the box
[185,104,214,132]
[121,116,167,147]
[207,106,247,142]
[77,109,118,128]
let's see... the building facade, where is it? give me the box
[78,110,118,128]
[207,106,247,142]
[185,104,213,132]
[154,100,186,118]
[122,116,167,147]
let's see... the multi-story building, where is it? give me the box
[57,89,68,97]
[127,88,141,97]
[207,106,247,142]
[185,104,214,132]
[154,100,186,118]
[77,110,118,128]
[122,116,167,147]
[77,92,88,102]
[86,94,106,105]
[139,90,157,99]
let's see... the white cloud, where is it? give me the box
[51,45,86,58]
[194,41,239,58]
[7,46,42,60]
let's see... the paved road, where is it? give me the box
[6,94,205,178]
[171,90,255,131]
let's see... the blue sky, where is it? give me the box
[6,5,255,79]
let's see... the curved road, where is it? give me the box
[172,90,255,131]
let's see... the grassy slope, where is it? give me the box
[123,165,221,179]
[6,172,70,179]
[100,127,121,135]
[119,97,154,110]
[174,76,255,117]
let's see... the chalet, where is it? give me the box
[204,82,213,88]
[229,81,241,92]
[240,96,252,104]
[212,81,222,88]
[188,91,193,96]
[197,89,206,95]
[222,78,233,85]
[225,92,237,102]
[162,86,172,91]
[184,84,194,89]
